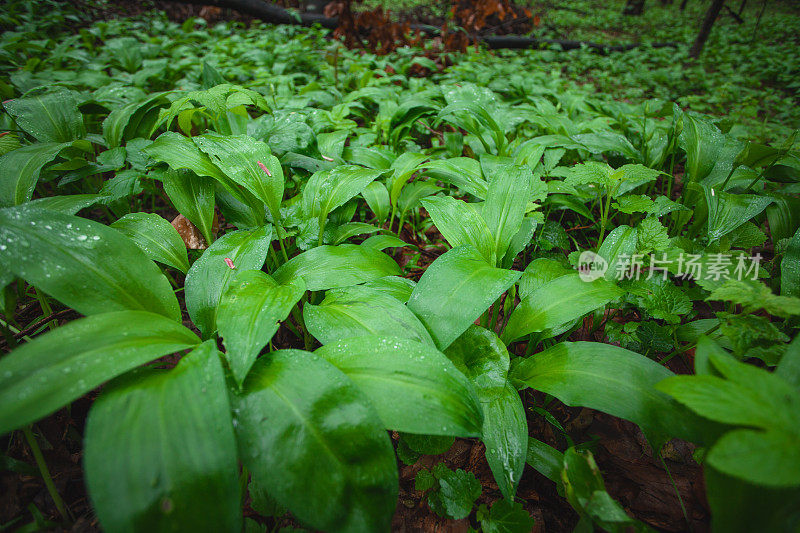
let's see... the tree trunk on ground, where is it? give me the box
[623,0,647,15]
[688,0,725,58]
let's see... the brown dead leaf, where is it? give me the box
[171,214,209,249]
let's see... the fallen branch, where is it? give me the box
[172,0,682,53]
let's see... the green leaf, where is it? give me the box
[427,464,482,520]
[597,225,638,280]
[0,207,180,320]
[636,217,671,253]
[0,142,67,207]
[478,499,536,533]
[362,181,390,224]
[25,194,106,214]
[481,382,528,500]
[304,285,433,346]
[3,88,85,143]
[316,336,483,437]
[421,157,488,199]
[707,280,800,318]
[0,311,199,435]
[526,438,564,484]
[389,152,428,207]
[444,325,509,391]
[407,246,521,350]
[776,335,800,390]
[185,227,272,338]
[84,342,240,533]
[502,274,623,343]
[708,429,800,487]
[629,277,692,324]
[302,165,385,228]
[702,184,774,242]
[421,195,496,264]
[159,169,216,246]
[679,113,725,184]
[517,258,572,300]
[111,212,190,273]
[782,227,800,298]
[272,244,400,291]
[234,349,397,533]
[482,164,532,260]
[512,341,710,447]
[218,270,305,386]
[193,133,284,223]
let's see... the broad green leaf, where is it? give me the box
[4,88,85,143]
[272,244,400,291]
[782,227,800,298]
[234,350,397,533]
[145,132,264,226]
[302,165,385,228]
[777,336,800,390]
[0,142,66,207]
[185,227,272,338]
[482,164,532,260]
[159,169,216,245]
[707,429,800,487]
[217,270,305,386]
[0,207,180,320]
[361,275,416,302]
[422,195,496,264]
[25,194,106,214]
[360,234,412,252]
[502,274,623,343]
[84,342,240,533]
[421,158,488,199]
[407,246,521,350]
[702,184,774,242]
[102,91,170,148]
[517,258,572,300]
[511,341,710,447]
[111,212,190,273]
[304,285,433,346]
[0,311,199,435]
[444,325,509,391]
[397,181,441,216]
[481,382,528,500]
[389,152,428,206]
[679,113,725,183]
[597,225,638,280]
[526,438,564,484]
[316,336,483,437]
[478,499,537,533]
[193,133,284,223]
[361,181,390,224]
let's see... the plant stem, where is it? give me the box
[23,426,71,523]
[33,288,57,331]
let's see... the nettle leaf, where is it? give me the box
[477,499,536,533]
[658,338,800,487]
[0,207,180,320]
[718,313,789,365]
[304,285,433,346]
[708,280,800,318]
[512,341,711,447]
[636,217,671,253]
[218,270,305,386]
[0,142,68,207]
[0,311,200,435]
[612,194,654,214]
[233,349,397,533]
[702,184,774,242]
[193,133,284,223]
[316,336,483,437]
[273,244,400,291]
[502,274,623,343]
[421,195,496,264]
[426,464,482,520]
[111,212,190,273]
[185,227,272,338]
[84,342,240,533]
[628,277,692,324]
[4,88,85,143]
[726,221,767,250]
[407,246,521,350]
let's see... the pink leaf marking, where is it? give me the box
[257,160,272,177]
[224,257,235,269]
